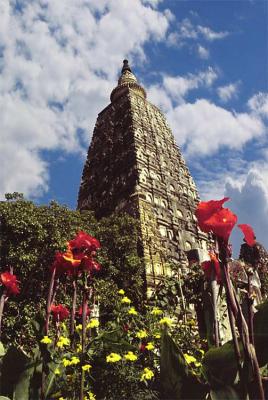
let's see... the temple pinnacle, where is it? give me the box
[122,59,132,73]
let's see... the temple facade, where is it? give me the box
[78,60,208,287]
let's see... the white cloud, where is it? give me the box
[0,0,171,198]
[225,164,268,253]
[217,82,240,102]
[248,92,268,118]
[197,44,210,59]
[147,70,266,159]
[167,18,229,47]
[168,99,265,156]
[197,25,229,41]
[160,67,218,102]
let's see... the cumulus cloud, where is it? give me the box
[197,45,210,59]
[0,0,171,198]
[197,25,229,41]
[225,165,268,253]
[147,67,218,105]
[167,18,229,47]
[248,92,268,118]
[217,82,240,102]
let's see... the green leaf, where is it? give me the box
[0,396,12,400]
[253,300,268,367]
[210,386,241,400]
[0,342,5,357]
[160,331,207,399]
[202,341,242,389]
[0,346,29,397]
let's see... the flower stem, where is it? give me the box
[80,275,88,400]
[45,266,56,335]
[211,277,220,347]
[70,278,77,346]
[220,240,264,400]
[0,292,6,339]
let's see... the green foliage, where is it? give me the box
[210,386,241,400]
[0,343,5,358]
[253,300,268,367]
[0,195,145,353]
[160,331,207,400]
[202,341,241,389]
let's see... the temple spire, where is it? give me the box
[110,60,146,102]
[121,59,132,73]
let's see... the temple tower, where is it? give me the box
[78,60,207,288]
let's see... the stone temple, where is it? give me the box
[78,60,208,288]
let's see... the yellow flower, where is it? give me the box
[145,342,155,351]
[194,361,201,367]
[70,356,80,365]
[62,358,71,367]
[136,330,147,339]
[159,317,173,326]
[106,352,122,363]
[124,351,138,361]
[61,322,67,331]
[118,289,125,295]
[128,307,138,315]
[54,368,61,375]
[87,319,99,329]
[153,332,161,339]
[59,397,66,400]
[77,344,82,353]
[87,392,96,400]
[184,353,197,364]
[151,307,163,315]
[76,324,82,331]
[56,336,70,348]
[82,364,92,371]
[40,336,52,344]
[121,296,131,304]
[198,349,205,356]
[140,367,154,381]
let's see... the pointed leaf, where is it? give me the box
[160,331,207,399]
[202,341,242,389]
[253,300,268,367]
[210,386,241,400]
[0,342,5,357]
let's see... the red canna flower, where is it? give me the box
[77,305,91,317]
[196,198,237,241]
[50,304,70,321]
[51,247,81,276]
[0,272,20,295]
[139,343,146,352]
[69,231,100,253]
[81,257,101,273]
[203,208,237,242]
[195,198,230,232]
[201,253,222,283]
[238,224,256,247]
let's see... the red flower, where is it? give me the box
[196,198,237,241]
[195,198,230,232]
[77,305,91,317]
[0,272,20,295]
[238,224,256,247]
[51,247,81,276]
[50,304,70,321]
[139,343,146,352]
[201,253,222,283]
[69,231,100,252]
[81,257,101,273]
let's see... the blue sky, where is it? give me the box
[1,0,267,254]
